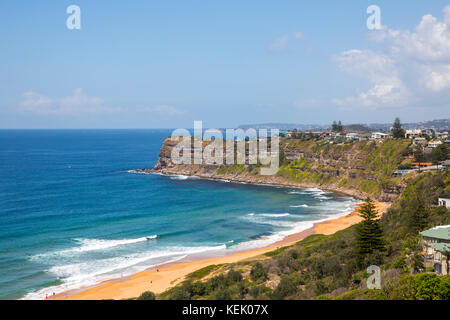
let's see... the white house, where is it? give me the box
[345,132,360,140]
[436,132,448,139]
[428,140,443,148]
[405,129,422,139]
[413,137,427,146]
[371,132,388,140]
[438,198,450,209]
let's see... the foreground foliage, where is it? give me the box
[148,171,449,300]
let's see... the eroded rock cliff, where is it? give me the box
[142,137,413,201]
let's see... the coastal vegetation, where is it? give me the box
[141,170,449,300]
[275,138,411,200]
[354,198,384,265]
[391,117,405,139]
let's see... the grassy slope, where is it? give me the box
[279,139,411,197]
[215,138,411,200]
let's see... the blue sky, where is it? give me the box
[1,1,449,128]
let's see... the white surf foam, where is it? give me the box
[126,170,151,175]
[288,191,307,194]
[260,213,291,218]
[288,187,329,196]
[243,213,293,228]
[169,175,189,180]
[228,220,316,252]
[290,204,309,208]
[232,199,361,253]
[23,244,226,300]
[30,235,158,260]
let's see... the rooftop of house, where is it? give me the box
[431,242,450,253]
[420,225,450,241]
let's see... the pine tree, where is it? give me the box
[413,147,426,163]
[391,117,405,138]
[431,144,448,164]
[332,121,338,132]
[355,198,384,263]
[337,121,343,132]
[407,196,429,234]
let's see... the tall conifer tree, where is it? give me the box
[391,117,405,138]
[355,198,384,263]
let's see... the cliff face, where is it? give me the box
[146,137,413,201]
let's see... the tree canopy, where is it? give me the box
[355,198,384,264]
[391,117,405,138]
[431,144,448,164]
[332,120,343,132]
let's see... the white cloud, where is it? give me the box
[269,31,304,51]
[269,35,289,51]
[135,105,186,116]
[19,88,122,115]
[421,64,450,92]
[332,50,411,108]
[333,5,450,109]
[293,31,303,40]
[20,92,53,110]
[19,89,185,117]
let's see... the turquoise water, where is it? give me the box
[0,130,357,299]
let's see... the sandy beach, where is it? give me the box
[52,201,389,300]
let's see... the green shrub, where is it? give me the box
[271,276,298,299]
[410,274,448,300]
[227,269,243,283]
[215,287,232,300]
[390,257,406,269]
[249,285,269,299]
[250,263,268,282]
[137,291,156,300]
[169,284,192,300]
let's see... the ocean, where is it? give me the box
[0,130,358,299]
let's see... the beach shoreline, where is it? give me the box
[50,201,389,300]
[134,169,371,201]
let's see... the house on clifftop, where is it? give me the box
[420,225,450,275]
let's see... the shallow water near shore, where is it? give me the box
[0,130,357,299]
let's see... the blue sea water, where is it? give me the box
[0,130,358,299]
